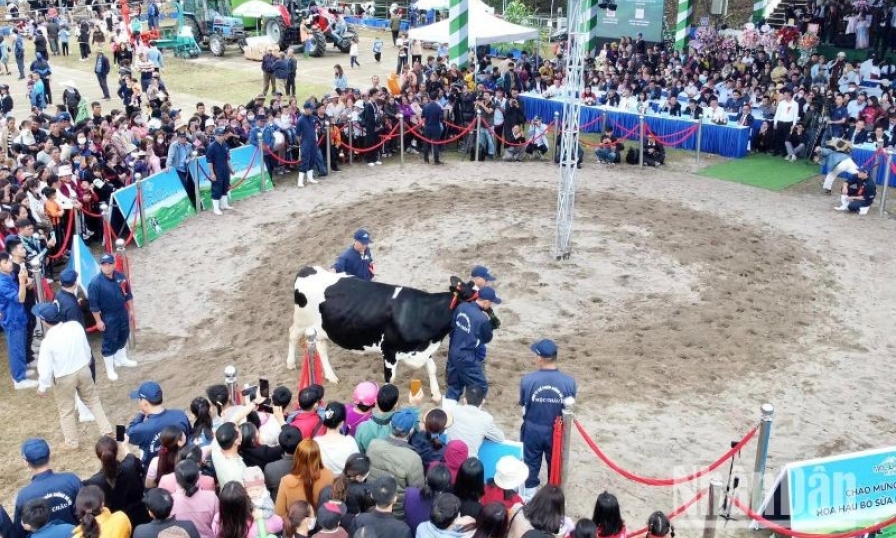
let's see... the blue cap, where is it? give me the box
[55,112,71,122]
[353,229,372,245]
[21,438,50,465]
[477,286,502,304]
[530,338,558,358]
[390,408,418,434]
[130,381,163,402]
[59,268,78,286]
[99,254,115,265]
[471,265,495,281]
[4,234,21,250]
[214,127,226,136]
[32,302,61,324]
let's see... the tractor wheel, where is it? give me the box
[209,33,225,56]
[265,18,288,50]
[335,39,351,53]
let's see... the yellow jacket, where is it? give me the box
[72,508,132,538]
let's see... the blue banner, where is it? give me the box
[112,168,196,247]
[788,446,896,535]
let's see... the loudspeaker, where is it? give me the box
[710,0,728,15]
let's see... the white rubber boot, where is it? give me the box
[212,199,223,215]
[297,173,305,188]
[113,347,137,368]
[77,395,95,422]
[103,356,118,381]
[307,170,318,184]
[220,195,232,210]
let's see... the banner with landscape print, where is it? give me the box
[112,168,196,247]
[192,144,271,210]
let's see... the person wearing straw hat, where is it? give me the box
[519,338,576,499]
[481,456,527,511]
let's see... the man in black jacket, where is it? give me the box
[94,51,110,100]
[350,477,411,538]
[360,92,381,166]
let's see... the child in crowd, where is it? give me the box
[244,466,275,520]
[344,381,377,436]
[372,36,382,63]
[349,38,359,68]
[21,498,75,538]
[59,25,70,56]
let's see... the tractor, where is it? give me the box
[181,0,248,56]
[264,0,356,53]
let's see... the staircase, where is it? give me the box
[765,0,808,28]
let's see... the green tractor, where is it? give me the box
[180,0,248,56]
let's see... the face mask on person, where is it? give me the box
[77,136,86,145]
[4,218,13,228]
[699,75,708,83]
[306,518,316,530]
[157,136,165,144]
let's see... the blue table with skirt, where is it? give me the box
[819,145,896,187]
[519,95,751,158]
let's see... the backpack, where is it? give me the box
[625,147,638,165]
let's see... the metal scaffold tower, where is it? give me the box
[552,0,587,260]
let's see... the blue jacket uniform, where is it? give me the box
[127,409,191,466]
[333,246,374,281]
[297,113,318,174]
[1,505,13,538]
[249,123,276,148]
[205,140,231,199]
[447,301,492,362]
[518,368,577,488]
[54,289,84,326]
[12,470,82,538]
[0,273,26,329]
[88,270,132,356]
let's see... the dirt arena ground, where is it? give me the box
[2,158,895,534]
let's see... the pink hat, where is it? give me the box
[443,440,469,483]
[353,381,379,406]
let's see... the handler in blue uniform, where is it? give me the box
[206,127,235,216]
[446,286,501,401]
[519,338,577,497]
[332,228,374,280]
[296,103,320,188]
[88,254,135,382]
[469,265,499,362]
[12,438,82,538]
[249,113,277,184]
[54,269,83,326]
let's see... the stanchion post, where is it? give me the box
[703,479,723,538]
[552,111,560,162]
[880,149,892,217]
[224,365,238,405]
[325,120,333,174]
[256,132,267,188]
[638,114,645,167]
[305,327,318,383]
[696,115,704,165]
[73,206,83,237]
[475,109,483,162]
[601,108,607,132]
[99,202,110,252]
[348,124,354,165]
[750,404,775,512]
[191,150,202,209]
[134,173,147,247]
[30,257,45,337]
[399,119,405,166]
[560,404,574,487]
[116,238,136,349]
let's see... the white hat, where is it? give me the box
[62,80,77,89]
[493,456,528,491]
[57,165,72,177]
[204,118,215,127]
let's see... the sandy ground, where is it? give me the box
[2,153,895,536]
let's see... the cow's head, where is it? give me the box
[293,266,345,310]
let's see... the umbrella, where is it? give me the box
[232,0,281,18]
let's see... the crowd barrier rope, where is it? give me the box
[573,419,759,486]
[200,144,263,189]
[338,123,401,154]
[47,213,75,261]
[409,121,476,146]
[626,488,708,538]
[609,118,643,140]
[645,124,700,146]
[728,496,896,538]
[482,119,555,148]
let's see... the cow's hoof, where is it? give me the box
[326,376,340,385]
[286,361,296,370]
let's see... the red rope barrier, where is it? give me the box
[645,124,700,146]
[548,417,563,486]
[80,206,103,218]
[484,120,554,147]
[407,121,476,145]
[609,119,643,140]
[627,489,708,538]
[229,144,260,190]
[339,123,400,154]
[47,213,75,261]
[729,496,896,538]
[573,420,758,486]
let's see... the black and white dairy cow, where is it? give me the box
[286,266,456,401]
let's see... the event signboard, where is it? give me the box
[757,446,896,537]
[193,144,271,210]
[595,0,663,43]
[112,168,196,247]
